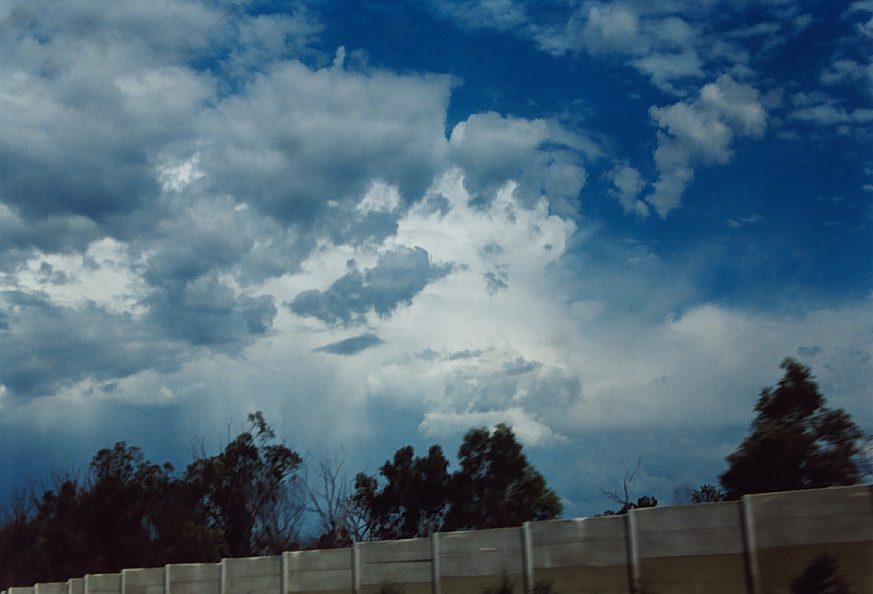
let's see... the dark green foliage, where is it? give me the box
[353,444,450,540]
[790,553,853,594]
[185,411,304,557]
[0,411,298,588]
[353,423,562,539]
[691,484,725,504]
[0,443,223,588]
[444,424,563,531]
[720,358,865,499]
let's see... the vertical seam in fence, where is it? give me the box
[162,565,169,594]
[220,559,228,594]
[120,571,127,594]
[351,542,361,594]
[521,522,534,594]
[624,511,641,594]
[741,495,760,594]
[279,552,286,594]
[83,575,90,594]
[431,533,441,594]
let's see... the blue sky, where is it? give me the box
[0,0,871,517]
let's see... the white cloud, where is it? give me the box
[607,163,649,216]
[576,4,640,54]
[647,75,766,217]
[448,112,591,216]
[201,60,453,224]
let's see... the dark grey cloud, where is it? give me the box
[201,61,452,227]
[315,333,384,355]
[0,0,320,265]
[0,290,187,399]
[448,112,591,216]
[483,269,508,294]
[289,246,451,324]
[143,276,277,349]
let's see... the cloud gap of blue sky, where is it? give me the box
[0,0,871,516]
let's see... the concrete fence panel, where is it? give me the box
[440,527,524,594]
[165,563,220,594]
[633,501,747,594]
[749,484,873,594]
[359,537,432,594]
[120,568,162,594]
[531,516,630,594]
[84,574,120,594]
[283,548,352,594]
[221,556,281,594]
[4,486,871,594]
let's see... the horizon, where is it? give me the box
[0,0,871,517]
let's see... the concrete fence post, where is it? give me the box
[219,559,228,594]
[740,495,760,594]
[624,510,641,594]
[430,532,441,594]
[351,542,361,594]
[521,522,534,594]
[162,565,169,594]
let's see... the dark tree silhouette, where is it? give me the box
[186,411,304,557]
[353,424,562,539]
[720,358,865,499]
[444,424,562,531]
[353,444,450,540]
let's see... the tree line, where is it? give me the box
[1,357,868,589]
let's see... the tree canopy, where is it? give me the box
[719,357,866,499]
[352,423,562,540]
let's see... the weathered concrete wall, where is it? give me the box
[165,563,219,594]
[283,548,351,594]
[222,556,281,594]
[359,537,432,594]
[531,515,630,594]
[8,484,871,594]
[84,574,120,594]
[749,485,873,594]
[121,568,162,594]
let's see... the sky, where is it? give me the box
[0,0,871,518]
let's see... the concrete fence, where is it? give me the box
[3,484,871,594]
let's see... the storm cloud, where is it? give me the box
[289,246,451,325]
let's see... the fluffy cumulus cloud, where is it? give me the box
[448,112,595,217]
[647,75,766,217]
[201,60,453,228]
[290,246,451,325]
[607,163,648,217]
[2,0,872,517]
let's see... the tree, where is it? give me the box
[305,455,355,548]
[598,456,658,515]
[353,424,561,539]
[444,424,562,530]
[691,484,725,504]
[185,411,304,557]
[353,444,450,541]
[720,358,865,499]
